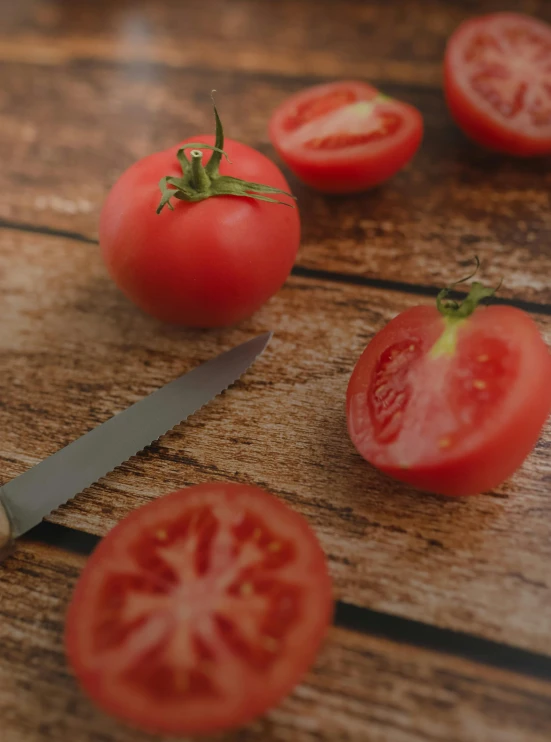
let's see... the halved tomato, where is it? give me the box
[269,81,424,193]
[444,12,551,156]
[346,277,551,496]
[65,483,333,736]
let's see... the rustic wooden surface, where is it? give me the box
[3,542,551,742]
[0,0,550,304]
[1,1,551,741]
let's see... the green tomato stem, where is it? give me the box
[436,257,501,321]
[430,258,502,358]
[157,97,296,213]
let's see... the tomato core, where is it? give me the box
[283,88,358,131]
[304,111,402,150]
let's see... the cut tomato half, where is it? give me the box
[347,285,551,496]
[444,12,551,155]
[65,483,333,736]
[269,81,423,193]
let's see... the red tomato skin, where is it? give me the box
[347,305,551,496]
[65,483,333,736]
[269,81,423,193]
[100,137,300,327]
[444,13,551,157]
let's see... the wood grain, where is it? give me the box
[2,540,551,742]
[0,0,550,81]
[2,2,551,738]
[1,228,550,658]
[0,1,549,304]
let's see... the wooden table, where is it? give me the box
[1,1,550,740]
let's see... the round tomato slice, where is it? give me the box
[269,81,423,193]
[65,484,332,736]
[347,286,551,496]
[444,13,551,156]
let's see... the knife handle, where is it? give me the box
[0,490,14,562]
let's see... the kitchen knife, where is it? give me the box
[0,332,272,559]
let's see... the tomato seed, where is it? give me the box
[261,637,279,652]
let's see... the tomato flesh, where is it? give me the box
[444,13,551,155]
[269,81,423,193]
[65,484,332,736]
[347,305,551,496]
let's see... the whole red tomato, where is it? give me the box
[100,105,300,327]
[347,267,551,496]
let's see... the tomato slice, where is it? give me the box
[347,303,551,496]
[269,81,423,193]
[65,484,332,736]
[444,12,551,155]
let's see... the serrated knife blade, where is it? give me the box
[0,332,272,556]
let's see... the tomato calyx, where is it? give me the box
[431,258,501,358]
[157,98,296,213]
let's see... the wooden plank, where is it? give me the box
[0,59,549,305]
[1,228,550,656]
[2,540,551,742]
[1,0,550,83]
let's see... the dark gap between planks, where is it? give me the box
[2,218,551,316]
[291,266,551,317]
[0,218,98,245]
[21,520,551,684]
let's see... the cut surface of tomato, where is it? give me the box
[347,293,551,496]
[269,81,423,193]
[444,12,551,155]
[65,484,332,736]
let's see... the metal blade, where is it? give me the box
[1,332,272,537]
